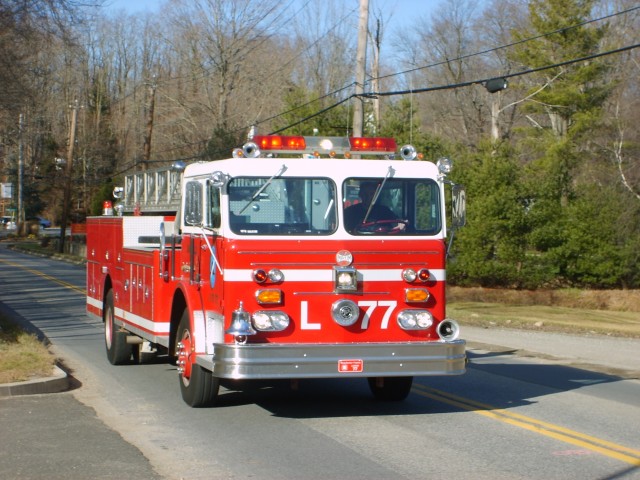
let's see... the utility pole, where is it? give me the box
[352,0,369,138]
[59,100,79,254]
[142,76,157,172]
[18,113,24,233]
[370,17,382,134]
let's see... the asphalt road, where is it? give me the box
[1,244,639,480]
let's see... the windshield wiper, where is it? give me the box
[195,223,222,274]
[239,164,288,215]
[363,166,395,224]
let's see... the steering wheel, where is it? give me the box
[355,218,408,234]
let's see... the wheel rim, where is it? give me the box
[177,329,193,385]
[105,305,113,349]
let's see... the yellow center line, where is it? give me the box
[0,257,87,295]
[3,254,639,467]
[412,384,640,466]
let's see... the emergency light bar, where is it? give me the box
[248,135,397,157]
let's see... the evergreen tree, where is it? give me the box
[272,86,351,137]
[507,0,619,287]
[449,143,535,288]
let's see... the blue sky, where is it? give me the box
[105,0,443,29]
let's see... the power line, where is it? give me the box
[268,42,640,134]
[364,43,640,98]
[269,95,353,134]
[257,6,640,133]
[370,5,640,85]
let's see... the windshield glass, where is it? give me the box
[343,178,441,235]
[228,177,337,235]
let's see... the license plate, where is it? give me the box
[338,359,363,373]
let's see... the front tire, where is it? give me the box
[367,376,413,401]
[176,310,220,407]
[104,290,132,365]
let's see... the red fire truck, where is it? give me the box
[86,135,467,407]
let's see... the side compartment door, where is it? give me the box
[86,260,102,317]
[129,262,154,323]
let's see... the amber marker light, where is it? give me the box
[255,289,283,305]
[405,288,430,303]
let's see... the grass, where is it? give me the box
[0,313,56,383]
[448,286,640,338]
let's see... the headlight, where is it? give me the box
[252,311,289,331]
[333,266,358,292]
[331,299,360,326]
[397,310,433,330]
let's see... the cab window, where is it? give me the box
[228,177,337,235]
[342,178,441,235]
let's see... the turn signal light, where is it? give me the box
[255,289,283,305]
[405,288,430,303]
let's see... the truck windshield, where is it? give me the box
[343,178,442,235]
[228,177,337,235]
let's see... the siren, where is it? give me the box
[400,144,417,160]
[242,142,261,158]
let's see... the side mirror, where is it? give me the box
[451,184,466,228]
[209,171,230,189]
[184,181,203,226]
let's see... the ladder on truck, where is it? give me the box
[121,166,182,213]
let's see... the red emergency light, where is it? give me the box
[349,137,397,153]
[253,135,306,151]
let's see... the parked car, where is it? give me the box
[27,216,52,228]
[1,217,16,230]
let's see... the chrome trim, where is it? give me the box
[196,340,466,379]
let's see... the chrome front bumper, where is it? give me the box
[196,340,466,379]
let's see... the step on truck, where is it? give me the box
[86,135,467,407]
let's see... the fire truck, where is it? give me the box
[86,135,467,407]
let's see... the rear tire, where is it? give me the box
[367,376,413,401]
[177,309,220,407]
[104,290,132,365]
